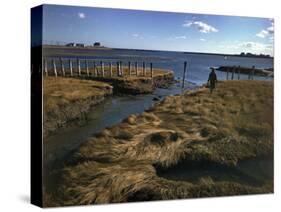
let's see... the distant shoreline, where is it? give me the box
[40,45,274,59]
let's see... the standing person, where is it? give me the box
[208,67,218,93]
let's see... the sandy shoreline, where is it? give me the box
[44,80,273,207]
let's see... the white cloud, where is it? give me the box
[175,35,187,39]
[200,38,206,42]
[267,24,274,34]
[132,33,144,39]
[183,21,193,27]
[256,21,274,39]
[183,21,218,33]
[256,30,268,38]
[78,12,86,19]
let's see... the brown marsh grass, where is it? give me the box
[43,77,112,112]
[45,80,273,207]
[43,77,113,137]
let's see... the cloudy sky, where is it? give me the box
[42,4,274,56]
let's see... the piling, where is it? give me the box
[101,61,104,77]
[129,61,131,76]
[182,61,187,89]
[86,60,89,76]
[53,59,57,77]
[69,59,73,76]
[143,62,146,76]
[120,61,123,76]
[93,61,97,76]
[150,63,153,78]
[110,62,113,77]
[60,58,65,76]
[231,66,235,80]
[77,59,81,76]
[135,62,138,76]
[116,62,119,76]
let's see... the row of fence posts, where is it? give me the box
[44,59,257,88]
[44,58,154,78]
[226,65,255,80]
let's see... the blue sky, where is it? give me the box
[42,4,274,56]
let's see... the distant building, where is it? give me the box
[94,42,101,47]
[75,43,85,47]
[65,43,88,48]
[66,43,75,47]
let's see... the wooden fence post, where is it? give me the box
[150,63,153,78]
[231,66,235,80]
[110,62,112,77]
[89,60,93,76]
[77,59,81,76]
[143,62,146,76]
[182,61,187,89]
[44,59,48,76]
[129,61,131,76]
[135,62,138,76]
[53,59,57,77]
[116,62,119,76]
[60,58,65,76]
[93,61,97,76]
[120,61,123,76]
[69,59,73,76]
[86,60,89,76]
[101,61,104,77]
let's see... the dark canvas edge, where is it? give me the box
[31,4,43,208]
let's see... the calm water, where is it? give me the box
[44,49,274,170]
[45,48,274,85]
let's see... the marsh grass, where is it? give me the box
[43,77,113,137]
[82,68,174,94]
[44,80,273,207]
[44,77,112,112]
